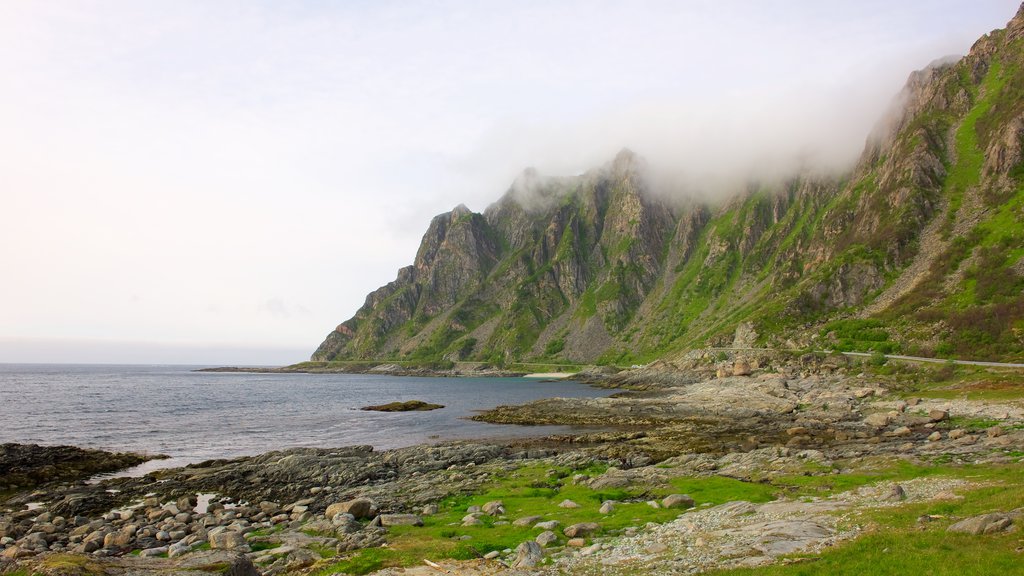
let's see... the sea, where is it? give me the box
[0,364,612,475]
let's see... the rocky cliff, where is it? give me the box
[315,6,1024,364]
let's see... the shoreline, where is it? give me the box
[2,353,1023,575]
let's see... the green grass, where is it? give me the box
[312,463,778,575]
[710,463,1024,576]
[942,61,1006,237]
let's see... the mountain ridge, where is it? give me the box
[314,6,1024,365]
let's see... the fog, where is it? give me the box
[0,1,1017,363]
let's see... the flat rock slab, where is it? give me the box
[723,518,835,556]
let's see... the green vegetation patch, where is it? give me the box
[313,463,776,575]
[711,462,1024,576]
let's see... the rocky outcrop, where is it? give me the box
[313,4,1024,364]
[0,444,160,491]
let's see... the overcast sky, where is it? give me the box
[0,0,1019,365]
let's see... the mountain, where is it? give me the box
[313,6,1024,365]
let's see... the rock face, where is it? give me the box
[312,5,1024,365]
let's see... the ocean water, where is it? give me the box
[0,364,611,473]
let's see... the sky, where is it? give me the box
[0,0,1019,365]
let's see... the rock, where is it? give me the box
[226,554,263,576]
[949,429,967,440]
[581,543,602,555]
[177,495,198,512]
[787,427,810,436]
[103,528,133,549]
[599,501,615,514]
[732,361,752,376]
[563,522,600,538]
[534,520,560,530]
[987,426,1005,438]
[1,546,32,559]
[482,500,505,516]
[892,426,912,437]
[483,550,500,560]
[379,514,423,527]
[662,494,695,509]
[853,388,875,399]
[566,538,586,547]
[947,513,1013,535]
[168,542,191,557]
[646,542,668,553]
[928,409,949,422]
[883,484,907,502]
[513,515,543,527]
[864,413,891,428]
[511,540,543,568]
[928,431,943,442]
[421,504,439,515]
[325,498,373,520]
[536,530,558,547]
[461,517,483,527]
[140,546,168,557]
[209,528,248,550]
[558,499,580,509]
[360,400,444,412]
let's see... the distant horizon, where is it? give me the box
[0,337,307,366]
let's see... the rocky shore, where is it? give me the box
[0,444,164,494]
[3,352,1023,575]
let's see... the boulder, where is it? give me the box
[103,527,133,548]
[513,515,543,527]
[557,499,580,509]
[987,426,1005,438]
[536,530,558,547]
[140,546,169,558]
[511,540,543,568]
[325,498,373,520]
[928,409,949,422]
[883,484,907,502]
[864,413,891,428]
[177,495,198,512]
[599,501,615,514]
[482,500,505,516]
[208,528,248,550]
[534,520,560,530]
[563,522,600,538]
[732,361,752,376]
[662,494,695,509]
[947,513,1013,535]
[226,554,263,576]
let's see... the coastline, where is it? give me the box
[3,352,1023,575]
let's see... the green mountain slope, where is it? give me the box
[313,6,1024,365]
